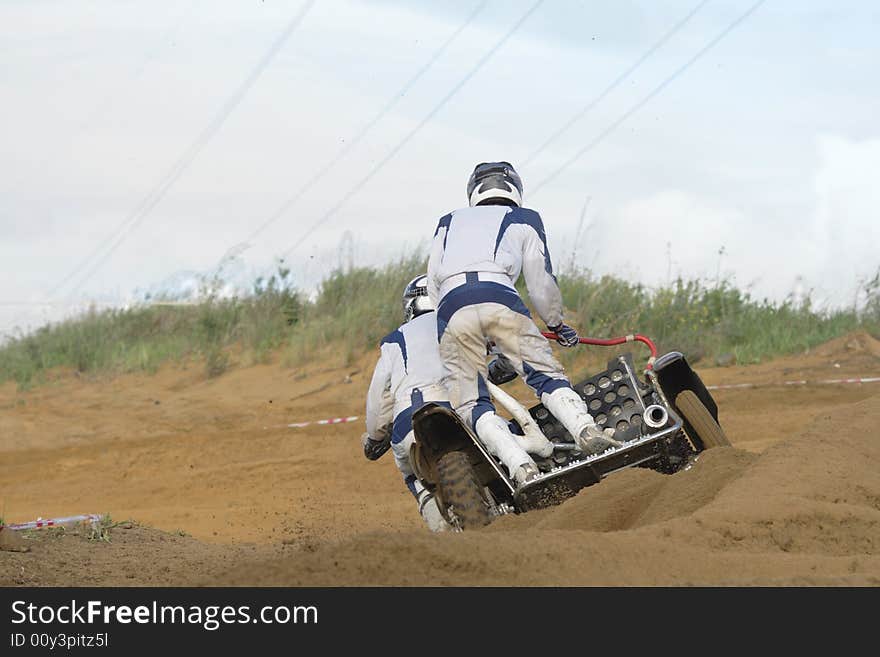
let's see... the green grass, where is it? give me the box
[283,254,425,367]
[1,256,877,389]
[546,270,879,369]
[88,514,116,543]
[0,255,423,388]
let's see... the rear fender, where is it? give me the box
[653,351,720,449]
[412,403,473,454]
[412,403,513,494]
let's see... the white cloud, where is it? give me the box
[808,134,880,305]
[2,0,880,338]
[581,189,744,287]
[565,135,880,307]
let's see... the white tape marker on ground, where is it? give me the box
[707,376,880,391]
[287,415,360,428]
[3,513,101,532]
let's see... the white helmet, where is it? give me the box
[402,274,434,323]
[467,161,523,208]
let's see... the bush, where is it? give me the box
[1,257,877,388]
[286,254,424,364]
[0,264,306,387]
[526,268,876,368]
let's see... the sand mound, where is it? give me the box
[0,528,29,553]
[3,332,878,586]
[812,330,880,360]
[489,448,758,533]
[218,394,880,586]
[0,525,281,586]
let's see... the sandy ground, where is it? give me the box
[1,332,878,586]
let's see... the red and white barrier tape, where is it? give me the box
[1,513,101,532]
[707,376,880,391]
[287,415,360,428]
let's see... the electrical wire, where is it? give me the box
[279,0,547,260]
[50,0,316,299]
[530,0,767,197]
[521,0,710,167]
[244,0,491,245]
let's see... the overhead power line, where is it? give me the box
[245,0,491,246]
[5,2,202,336]
[2,1,197,199]
[530,0,768,197]
[521,0,710,168]
[279,0,547,260]
[49,0,316,299]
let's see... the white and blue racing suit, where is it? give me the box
[427,204,579,432]
[365,311,451,500]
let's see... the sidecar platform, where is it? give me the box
[412,400,685,514]
[513,424,682,512]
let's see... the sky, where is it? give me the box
[2,0,879,338]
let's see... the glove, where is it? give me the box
[488,353,517,385]
[547,322,579,348]
[362,428,391,461]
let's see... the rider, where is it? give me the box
[363,275,452,532]
[427,161,620,485]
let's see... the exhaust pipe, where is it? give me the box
[643,404,669,429]
[486,381,554,458]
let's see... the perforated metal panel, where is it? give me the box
[528,353,652,445]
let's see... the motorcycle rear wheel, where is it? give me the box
[436,450,494,530]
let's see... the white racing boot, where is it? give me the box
[541,387,623,456]
[416,489,453,533]
[579,423,622,455]
[474,412,540,486]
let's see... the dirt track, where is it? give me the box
[1,333,879,586]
